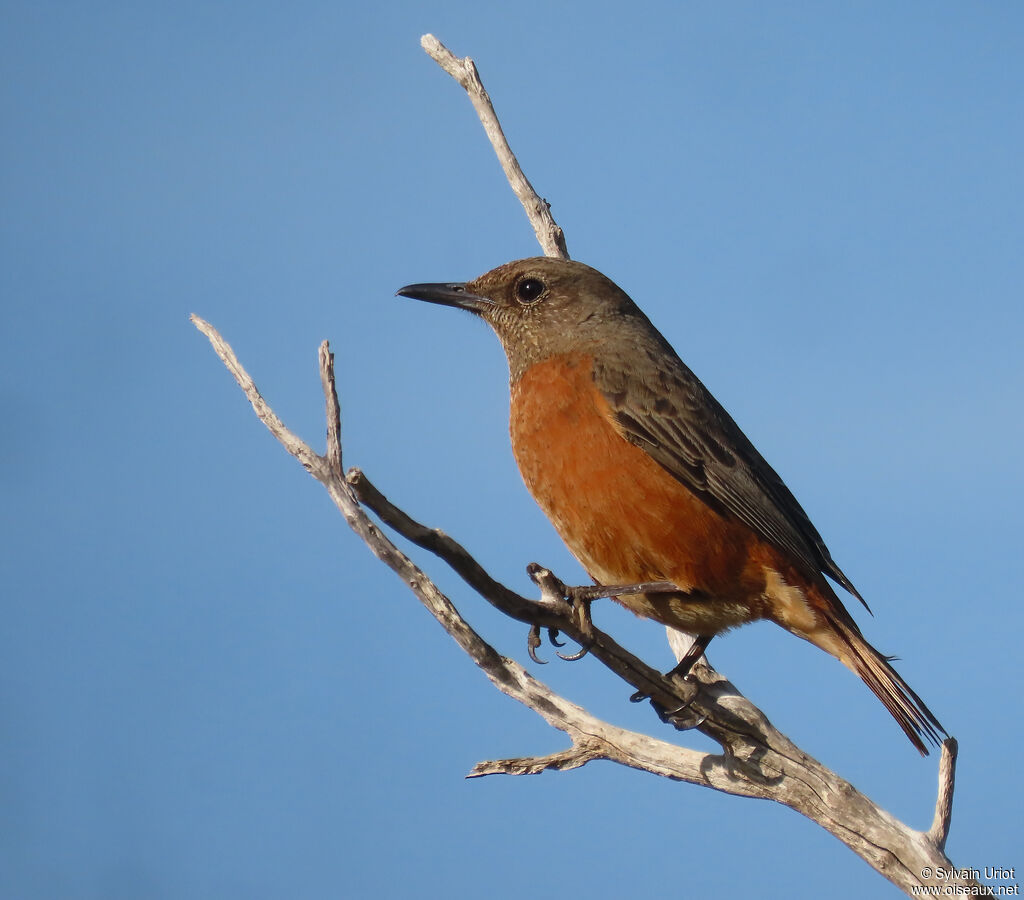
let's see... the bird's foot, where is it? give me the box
[629,632,712,699]
[525,564,594,662]
[526,563,597,657]
[527,564,679,633]
[654,694,707,731]
[628,634,714,730]
[630,675,705,730]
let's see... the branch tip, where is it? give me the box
[419,33,568,259]
[927,737,958,850]
[318,340,342,473]
[467,745,601,778]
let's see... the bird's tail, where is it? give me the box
[823,610,947,755]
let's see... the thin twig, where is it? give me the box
[190,315,318,471]
[468,744,603,778]
[346,468,549,622]
[420,34,569,260]
[346,467,701,712]
[926,738,958,850]
[319,341,342,475]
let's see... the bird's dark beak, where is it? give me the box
[395,282,492,315]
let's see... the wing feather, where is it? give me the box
[593,350,866,609]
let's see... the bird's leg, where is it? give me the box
[526,564,681,661]
[654,633,714,727]
[568,579,682,603]
[629,632,713,722]
[666,633,714,681]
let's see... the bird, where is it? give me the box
[397,256,946,754]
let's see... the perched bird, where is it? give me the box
[398,257,945,754]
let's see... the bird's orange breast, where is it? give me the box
[510,352,785,634]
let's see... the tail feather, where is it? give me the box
[826,612,946,755]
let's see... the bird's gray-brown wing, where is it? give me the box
[593,350,866,608]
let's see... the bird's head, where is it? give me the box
[397,257,645,381]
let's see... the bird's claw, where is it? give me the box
[525,624,581,664]
[556,644,589,662]
[527,624,547,664]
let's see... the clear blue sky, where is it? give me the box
[2,2,1021,897]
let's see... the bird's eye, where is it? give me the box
[515,277,545,304]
